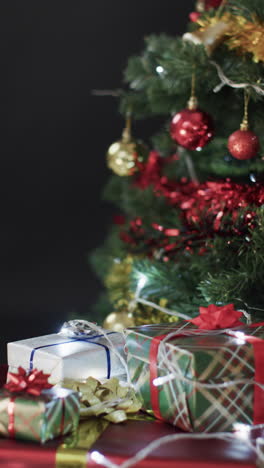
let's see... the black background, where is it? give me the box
[0,0,194,360]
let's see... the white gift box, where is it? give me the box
[7,330,127,384]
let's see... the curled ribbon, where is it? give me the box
[5,367,53,396]
[63,376,142,424]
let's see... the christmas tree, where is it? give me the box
[91,0,264,330]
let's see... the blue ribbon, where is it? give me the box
[29,332,116,379]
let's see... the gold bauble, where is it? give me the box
[183,21,230,55]
[107,139,139,176]
[103,311,135,332]
[106,120,147,177]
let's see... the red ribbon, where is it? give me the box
[149,323,264,426]
[5,367,52,396]
[149,334,167,421]
[7,396,16,438]
[242,333,264,425]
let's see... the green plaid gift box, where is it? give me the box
[0,386,80,443]
[125,322,264,432]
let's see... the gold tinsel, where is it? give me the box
[197,13,264,63]
[104,256,177,326]
[104,255,135,309]
[132,298,178,326]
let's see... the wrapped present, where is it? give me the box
[125,313,264,432]
[0,367,80,443]
[0,361,260,468]
[8,320,127,384]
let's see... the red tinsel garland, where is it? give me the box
[189,0,223,21]
[119,151,264,260]
[204,0,223,9]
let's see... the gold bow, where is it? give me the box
[63,376,142,423]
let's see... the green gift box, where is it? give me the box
[0,386,80,443]
[125,322,264,432]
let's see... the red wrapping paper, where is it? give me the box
[0,420,259,468]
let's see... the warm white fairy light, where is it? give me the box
[156,65,165,74]
[137,274,148,292]
[231,331,246,345]
[90,451,116,468]
[233,423,252,440]
[153,373,175,386]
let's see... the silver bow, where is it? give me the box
[59,320,98,338]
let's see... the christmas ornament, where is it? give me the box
[170,74,214,151]
[228,130,260,160]
[189,12,201,23]
[103,311,135,332]
[228,91,260,160]
[106,116,146,176]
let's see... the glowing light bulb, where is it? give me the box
[233,423,251,440]
[156,65,164,74]
[138,274,147,291]
[233,331,246,345]
[153,373,175,386]
[90,451,106,464]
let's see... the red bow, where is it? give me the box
[5,367,53,396]
[188,304,244,330]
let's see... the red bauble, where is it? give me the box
[189,11,201,22]
[170,108,214,151]
[228,129,260,160]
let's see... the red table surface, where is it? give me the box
[0,365,260,468]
